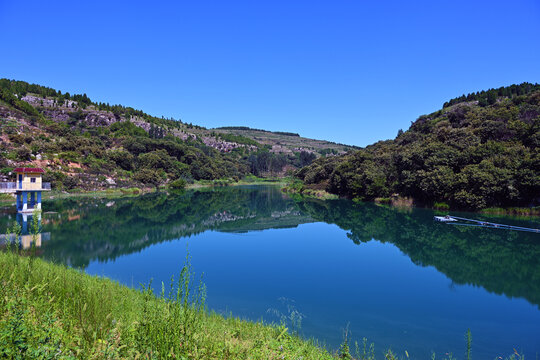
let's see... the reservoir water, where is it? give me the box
[1,185,539,359]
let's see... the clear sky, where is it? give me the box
[1,0,539,146]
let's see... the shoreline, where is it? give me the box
[281,182,540,217]
[1,180,538,217]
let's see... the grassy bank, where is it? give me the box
[282,179,540,217]
[0,249,337,359]
[281,180,339,200]
[186,175,288,189]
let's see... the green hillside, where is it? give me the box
[294,83,540,210]
[0,79,338,190]
[2,79,539,209]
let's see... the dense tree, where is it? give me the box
[297,86,540,209]
[133,169,162,188]
[298,151,316,167]
[110,121,148,137]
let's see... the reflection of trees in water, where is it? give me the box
[3,186,538,308]
[296,199,540,308]
[30,186,311,268]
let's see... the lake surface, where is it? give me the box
[1,185,539,359]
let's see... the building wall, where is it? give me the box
[16,173,43,190]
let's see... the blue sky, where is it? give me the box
[1,0,539,146]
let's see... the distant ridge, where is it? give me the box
[215,126,300,137]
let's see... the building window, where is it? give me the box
[31,177,36,183]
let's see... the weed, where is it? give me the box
[466,328,472,360]
[339,323,352,359]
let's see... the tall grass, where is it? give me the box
[0,248,336,359]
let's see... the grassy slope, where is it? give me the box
[0,250,336,359]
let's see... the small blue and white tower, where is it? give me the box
[0,167,51,213]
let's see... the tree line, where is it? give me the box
[443,82,540,108]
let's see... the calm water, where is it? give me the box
[1,186,539,359]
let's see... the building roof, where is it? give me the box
[14,167,45,174]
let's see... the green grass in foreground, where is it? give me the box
[0,249,336,359]
[0,226,527,359]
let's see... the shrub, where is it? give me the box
[110,121,147,137]
[0,167,13,175]
[434,202,450,210]
[168,178,187,190]
[107,149,134,170]
[16,146,32,161]
[134,169,161,188]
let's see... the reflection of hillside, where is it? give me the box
[3,186,538,309]
[34,186,312,267]
[297,199,540,308]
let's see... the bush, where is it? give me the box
[43,170,66,190]
[434,202,450,210]
[63,175,80,190]
[0,193,13,201]
[110,121,148,137]
[107,149,134,170]
[0,167,13,175]
[16,146,32,161]
[134,169,161,188]
[168,178,187,190]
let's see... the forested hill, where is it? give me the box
[296,83,540,210]
[0,79,350,190]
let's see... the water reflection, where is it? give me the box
[0,186,311,267]
[1,186,539,307]
[296,199,540,308]
[0,212,50,249]
[1,186,539,358]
